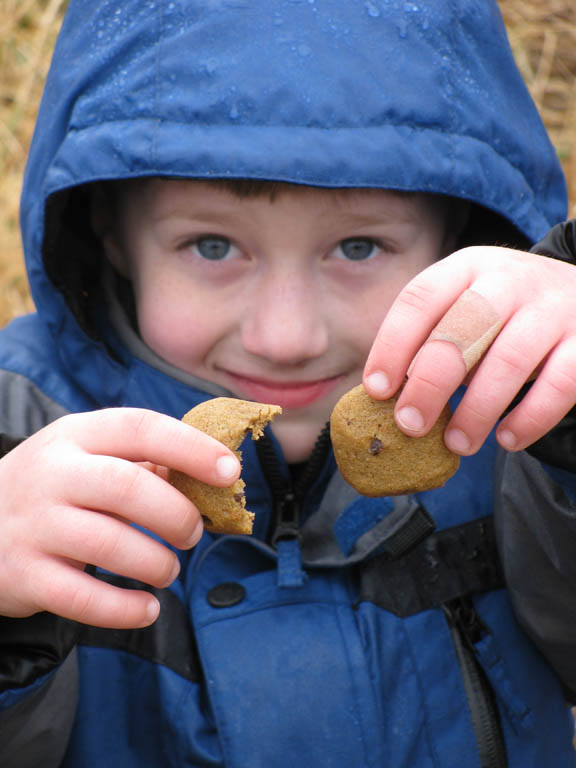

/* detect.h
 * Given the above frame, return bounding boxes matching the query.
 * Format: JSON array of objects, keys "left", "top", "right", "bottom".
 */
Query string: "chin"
[
  {"left": 283, "top": 445, "right": 315, "bottom": 464},
  {"left": 274, "top": 426, "right": 322, "bottom": 464}
]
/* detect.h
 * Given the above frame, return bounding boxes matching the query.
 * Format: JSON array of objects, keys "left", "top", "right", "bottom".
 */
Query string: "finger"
[
  {"left": 496, "top": 337, "right": 576, "bottom": 451},
  {"left": 57, "top": 408, "right": 241, "bottom": 486},
  {"left": 139, "top": 462, "right": 170, "bottom": 481},
  {"left": 393, "top": 340, "right": 468, "bottom": 435},
  {"left": 364, "top": 257, "right": 473, "bottom": 397},
  {"left": 424, "top": 289, "right": 503, "bottom": 374},
  {"left": 391, "top": 286, "right": 509, "bottom": 436},
  {"left": 62, "top": 455, "right": 202, "bottom": 548},
  {"left": 39, "top": 506, "right": 182, "bottom": 589},
  {"left": 444, "top": 305, "right": 565, "bottom": 454},
  {"left": 27, "top": 559, "right": 161, "bottom": 628}
]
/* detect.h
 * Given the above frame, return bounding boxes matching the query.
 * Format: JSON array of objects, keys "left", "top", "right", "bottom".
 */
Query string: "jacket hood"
[{"left": 19, "top": 0, "right": 567, "bottom": 402}]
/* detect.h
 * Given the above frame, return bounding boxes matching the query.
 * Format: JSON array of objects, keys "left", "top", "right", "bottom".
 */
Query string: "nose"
[{"left": 241, "top": 265, "right": 329, "bottom": 365}]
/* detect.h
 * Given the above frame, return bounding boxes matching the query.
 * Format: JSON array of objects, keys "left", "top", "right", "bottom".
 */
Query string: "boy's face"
[{"left": 104, "top": 180, "right": 453, "bottom": 462}]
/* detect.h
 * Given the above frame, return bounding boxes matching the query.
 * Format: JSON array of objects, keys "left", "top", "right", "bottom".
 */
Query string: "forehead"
[{"left": 117, "top": 177, "right": 446, "bottom": 224}]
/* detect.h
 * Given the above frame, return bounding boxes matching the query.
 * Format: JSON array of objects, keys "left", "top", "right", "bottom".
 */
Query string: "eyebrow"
[
  {"left": 151, "top": 206, "right": 246, "bottom": 225},
  {"left": 321, "top": 207, "right": 420, "bottom": 229},
  {"left": 149, "top": 187, "right": 424, "bottom": 229}
]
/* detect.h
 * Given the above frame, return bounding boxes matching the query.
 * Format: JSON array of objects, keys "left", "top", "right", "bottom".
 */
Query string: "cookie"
[
  {"left": 169, "top": 398, "right": 282, "bottom": 535},
  {"left": 330, "top": 384, "right": 459, "bottom": 496}
]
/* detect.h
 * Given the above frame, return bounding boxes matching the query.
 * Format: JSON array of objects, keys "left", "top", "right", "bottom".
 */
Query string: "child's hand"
[
  {"left": 363, "top": 246, "right": 576, "bottom": 455},
  {"left": 0, "top": 408, "right": 240, "bottom": 628}
]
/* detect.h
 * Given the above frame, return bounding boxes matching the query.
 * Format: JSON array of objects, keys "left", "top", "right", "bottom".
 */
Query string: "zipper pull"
[
  {"left": 271, "top": 491, "right": 300, "bottom": 546},
  {"left": 255, "top": 426, "right": 331, "bottom": 588},
  {"left": 272, "top": 491, "right": 306, "bottom": 589},
  {"left": 444, "top": 596, "right": 487, "bottom": 646}
]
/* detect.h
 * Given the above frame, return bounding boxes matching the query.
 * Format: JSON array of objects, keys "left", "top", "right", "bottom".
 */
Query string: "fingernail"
[
  {"left": 216, "top": 455, "right": 240, "bottom": 482},
  {"left": 406, "top": 352, "right": 421, "bottom": 378},
  {"left": 445, "top": 428, "right": 471, "bottom": 454},
  {"left": 498, "top": 429, "right": 517, "bottom": 451},
  {"left": 143, "top": 598, "right": 160, "bottom": 626},
  {"left": 170, "top": 558, "right": 181, "bottom": 582},
  {"left": 162, "top": 558, "right": 181, "bottom": 587},
  {"left": 396, "top": 405, "right": 425, "bottom": 432},
  {"left": 365, "top": 371, "right": 390, "bottom": 397},
  {"left": 184, "top": 519, "right": 204, "bottom": 549}
]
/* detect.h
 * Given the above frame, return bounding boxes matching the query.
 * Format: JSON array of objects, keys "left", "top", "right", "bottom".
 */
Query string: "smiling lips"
[{"left": 224, "top": 372, "right": 344, "bottom": 409}]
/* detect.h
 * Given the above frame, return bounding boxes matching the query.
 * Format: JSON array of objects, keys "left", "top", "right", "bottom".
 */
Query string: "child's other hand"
[
  {"left": 0, "top": 408, "right": 240, "bottom": 628},
  {"left": 363, "top": 246, "right": 576, "bottom": 456}
]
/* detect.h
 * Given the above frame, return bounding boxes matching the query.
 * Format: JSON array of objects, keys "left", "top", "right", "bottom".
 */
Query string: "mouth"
[{"left": 222, "top": 371, "right": 344, "bottom": 409}]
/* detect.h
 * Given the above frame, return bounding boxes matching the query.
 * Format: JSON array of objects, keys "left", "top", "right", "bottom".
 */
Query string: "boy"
[{"left": 1, "top": 0, "right": 576, "bottom": 765}]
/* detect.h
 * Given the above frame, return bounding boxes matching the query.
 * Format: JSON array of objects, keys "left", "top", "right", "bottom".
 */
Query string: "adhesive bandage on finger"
[{"left": 427, "top": 289, "right": 503, "bottom": 373}]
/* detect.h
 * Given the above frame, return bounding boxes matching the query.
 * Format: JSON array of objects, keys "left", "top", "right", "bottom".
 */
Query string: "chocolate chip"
[
  {"left": 233, "top": 492, "right": 245, "bottom": 503},
  {"left": 369, "top": 438, "right": 383, "bottom": 456}
]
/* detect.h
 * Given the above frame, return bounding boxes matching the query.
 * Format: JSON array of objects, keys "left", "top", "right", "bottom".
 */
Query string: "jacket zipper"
[
  {"left": 255, "top": 422, "right": 332, "bottom": 545},
  {"left": 258, "top": 430, "right": 507, "bottom": 765},
  {"left": 443, "top": 597, "right": 508, "bottom": 768}
]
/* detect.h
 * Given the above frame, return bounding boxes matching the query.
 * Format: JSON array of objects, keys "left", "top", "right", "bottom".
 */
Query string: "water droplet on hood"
[
  {"left": 364, "top": 1, "right": 381, "bottom": 18},
  {"left": 201, "top": 57, "right": 218, "bottom": 75},
  {"left": 397, "top": 18, "right": 408, "bottom": 38}
]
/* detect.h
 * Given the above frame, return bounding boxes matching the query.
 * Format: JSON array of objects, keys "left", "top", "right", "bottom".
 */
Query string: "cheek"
[
  {"left": 356, "top": 258, "right": 435, "bottom": 337},
  {"left": 344, "top": 283, "right": 402, "bottom": 350},
  {"left": 339, "top": 267, "right": 429, "bottom": 365},
  {"left": 135, "top": 284, "right": 219, "bottom": 371}
]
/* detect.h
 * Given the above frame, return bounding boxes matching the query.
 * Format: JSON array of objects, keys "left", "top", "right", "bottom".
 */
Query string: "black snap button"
[{"left": 207, "top": 582, "right": 246, "bottom": 608}]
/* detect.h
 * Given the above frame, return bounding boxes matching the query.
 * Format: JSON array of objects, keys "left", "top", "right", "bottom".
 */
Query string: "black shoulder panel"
[{"left": 357, "top": 516, "right": 504, "bottom": 617}]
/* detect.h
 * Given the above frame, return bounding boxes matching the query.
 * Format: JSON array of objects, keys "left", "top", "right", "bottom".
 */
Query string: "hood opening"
[
  {"left": 458, "top": 203, "right": 531, "bottom": 252},
  {"left": 40, "top": 180, "right": 532, "bottom": 342},
  {"left": 43, "top": 185, "right": 107, "bottom": 342}
]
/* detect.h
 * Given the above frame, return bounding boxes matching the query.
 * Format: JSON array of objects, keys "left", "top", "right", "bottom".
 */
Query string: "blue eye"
[
  {"left": 195, "top": 236, "right": 231, "bottom": 260},
  {"left": 338, "top": 238, "right": 378, "bottom": 261}
]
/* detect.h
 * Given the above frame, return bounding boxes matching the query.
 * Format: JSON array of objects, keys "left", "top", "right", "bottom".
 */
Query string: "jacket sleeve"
[
  {"left": 525, "top": 219, "right": 576, "bottom": 473},
  {"left": 0, "top": 433, "right": 79, "bottom": 765},
  {"left": 0, "top": 613, "right": 79, "bottom": 767},
  {"left": 496, "top": 219, "right": 576, "bottom": 699},
  {"left": 495, "top": 454, "right": 576, "bottom": 700},
  {"left": 530, "top": 218, "right": 576, "bottom": 265}
]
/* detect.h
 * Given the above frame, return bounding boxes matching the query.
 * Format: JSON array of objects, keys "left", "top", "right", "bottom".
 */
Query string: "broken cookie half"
[{"left": 169, "top": 398, "right": 282, "bottom": 535}]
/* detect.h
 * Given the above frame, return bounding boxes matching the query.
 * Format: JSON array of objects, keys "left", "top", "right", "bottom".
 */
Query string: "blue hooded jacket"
[
  {"left": 0, "top": 1, "right": 574, "bottom": 766},
  {"left": 13, "top": 0, "right": 568, "bottom": 414}
]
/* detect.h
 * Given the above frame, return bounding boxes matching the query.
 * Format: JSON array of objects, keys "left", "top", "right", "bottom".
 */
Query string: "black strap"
[
  {"left": 358, "top": 515, "right": 504, "bottom": 618},
  {"left": 77, "top": 572, "right": 201, "bottom": 682},
  {"left": 379, "top": 504, "right": 436, "bottom": 559},
  {"left": 0, "top": 571, "right": 202, "bottom": 692}
]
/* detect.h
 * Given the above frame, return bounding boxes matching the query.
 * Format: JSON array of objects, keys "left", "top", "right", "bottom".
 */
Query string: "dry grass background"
[{"left": 0, "top": 0, "right": 576, "bottom": 327}]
